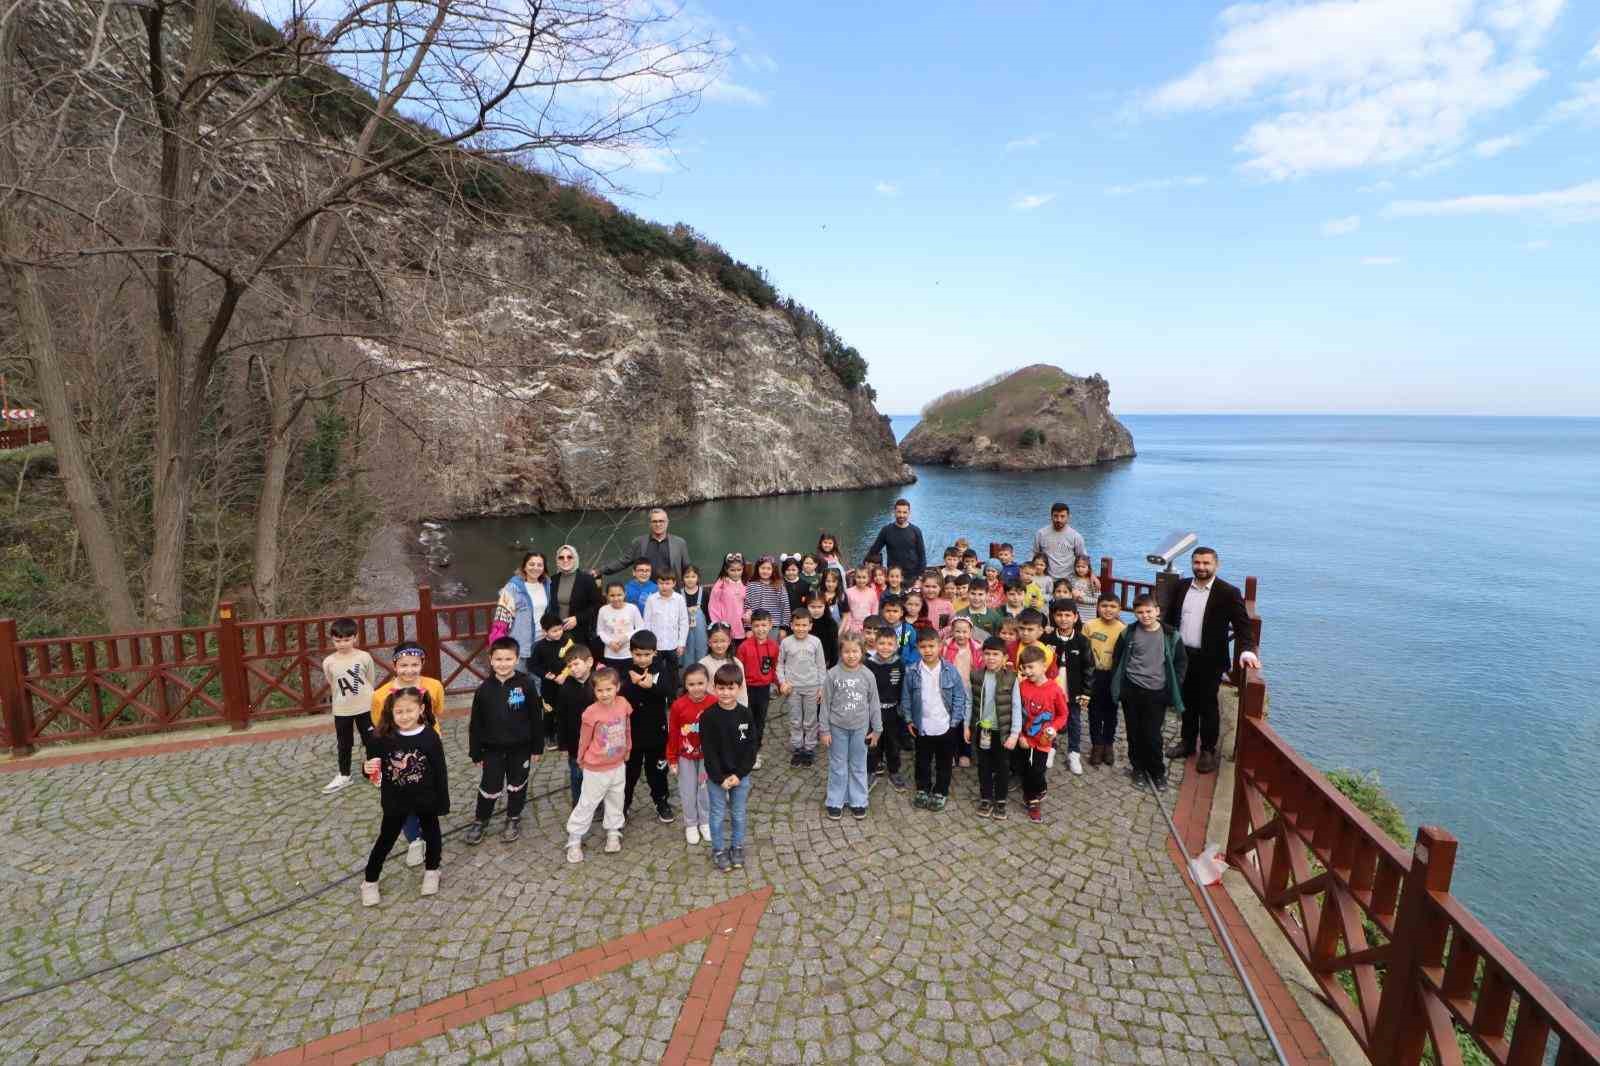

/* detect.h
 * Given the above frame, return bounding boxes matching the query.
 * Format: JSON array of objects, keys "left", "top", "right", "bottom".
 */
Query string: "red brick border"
[
  {"left": 1169, "top": 758, "right": 1333, "bottom": 1066},
  {"left": 251, "top": 887, "right": 773, "bottom": 1066}
]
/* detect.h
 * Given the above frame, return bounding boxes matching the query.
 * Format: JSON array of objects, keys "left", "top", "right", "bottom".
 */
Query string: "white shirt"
[
  {"left": 641, "top": 592, "right": 689, "bottom": 652},
  {"left": 919, "top": 661, "right": 950, "bottom": 737},
  {"left": 1179, "top": 580, "right": 1212, "bottom": 650}
]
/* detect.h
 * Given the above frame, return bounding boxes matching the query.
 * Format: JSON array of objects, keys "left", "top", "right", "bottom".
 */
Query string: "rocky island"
[{"left": 900, "top": 365, "right": 1136, "bottom": 469}]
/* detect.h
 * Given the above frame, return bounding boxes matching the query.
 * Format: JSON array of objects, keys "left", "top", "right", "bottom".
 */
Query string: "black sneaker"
[
  {"left": 464, "top": 820, "right": 487, "bottom": 846},
  {"left": 889, "top": 772, "right": 909, "bottom": 792},
  {"left": 713, "top": 849, "right": 732, "bottom": 873},
  {"left": 826, "top": 806, "right": 843, "bottom": 820},
  {"left": 872, "top": 764, "right": 886, "bottom": 778},
  {"left": 993, "top": 801, "right": 1008, "bottom": 821},
  {"left": 850, "top": 806, "right": 867, "bottom": 820},
  {"left": 790, "top": 750, "right": 804, "bottom": 767},
  {"left": 656, "top": 804, "right": 674, "bottom": 824},
  {"left": 1152, "top": 773, "right": 1169, "bottom": 792},
  {"left": 1129, "top": 771, "right": 1148, "bottom": 789},
  {"left": 501, "top": 817, "right": 521, "bottom": 843},
  {"left": 730, "top": 846, "right": 745, "bottom": 869}
]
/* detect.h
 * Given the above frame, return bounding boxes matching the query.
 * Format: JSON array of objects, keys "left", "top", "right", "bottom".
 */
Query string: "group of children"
[{"left": 325, "top": 531, "right": 1194, "bottom": 905}]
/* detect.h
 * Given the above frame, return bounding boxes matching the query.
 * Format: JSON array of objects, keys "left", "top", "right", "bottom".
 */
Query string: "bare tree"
[{"left": 1, "top": 0, "right": 723, "bottom": 627}]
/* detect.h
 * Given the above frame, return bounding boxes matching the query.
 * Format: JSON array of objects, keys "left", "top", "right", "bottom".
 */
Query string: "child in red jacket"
[
  {"left": 735, "top": 609, "right": 780, "bottom": 769},
  {"left": 1012, "top": 644, "right": 1069, "bottom": 823},
  {"left": 668, "top": 664, "right": 717, "bottom": 846}
]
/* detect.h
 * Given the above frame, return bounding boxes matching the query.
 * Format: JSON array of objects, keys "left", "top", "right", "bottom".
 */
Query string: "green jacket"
[
  {"left": 1109, "top": 623, "right": 1187, "bottom": 712},
  {"left": 967, "top": 666, "right": 1018, "bottom": 735}
]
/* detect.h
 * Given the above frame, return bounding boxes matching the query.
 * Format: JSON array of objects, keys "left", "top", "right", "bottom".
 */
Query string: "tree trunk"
[
  {"left": 0, "top": 8, "right": 141, "bottom": 632},
  {"left": 252, "top": 353, "right": 296, "bottom": 617}
]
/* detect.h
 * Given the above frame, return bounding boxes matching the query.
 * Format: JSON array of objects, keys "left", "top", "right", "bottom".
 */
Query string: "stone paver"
[{"left": 0, "top": 705, "right": 1278, "bottom": 1064}]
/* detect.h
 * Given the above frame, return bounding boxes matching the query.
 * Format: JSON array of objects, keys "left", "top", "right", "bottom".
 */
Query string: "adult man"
[
  {"left": 594, "top": 508, "right": 691, "bottom": 580},
  {"left": 1032, "top": 502, "right": 1087, "bottom": 580},
  {"left": 1160, "top": 547, "right": 1261, "bottom": 774},
  {"left": 862, "top": 498, "right": 926, "bottom": 577}
]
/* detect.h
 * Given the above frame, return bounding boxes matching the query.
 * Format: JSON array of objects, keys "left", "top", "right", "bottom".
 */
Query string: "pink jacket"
[
  {"left": 843, "top": 585, "right": 879, "bottom": 631},
  {"left": 708, "top": 579, "right": 747, "bottom": 640},
  {"left": 942, "top": 637, "right": 982, "bottom": 684}
]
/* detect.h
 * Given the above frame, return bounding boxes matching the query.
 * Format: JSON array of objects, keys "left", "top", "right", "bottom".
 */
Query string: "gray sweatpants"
[
  {"left": 676, "top": 757, "right": 710, "bottom": 826},
  {"left": 786, "top": 685, "right": 823, "bottom": 751}
]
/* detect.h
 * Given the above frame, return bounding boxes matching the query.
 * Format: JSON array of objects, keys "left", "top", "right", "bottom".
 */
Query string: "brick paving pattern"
[{"left": 1, "top": 706, "right": 1279, "bottom": 1064}]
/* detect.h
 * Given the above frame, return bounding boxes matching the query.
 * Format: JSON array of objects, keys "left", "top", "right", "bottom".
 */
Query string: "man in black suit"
[{"left": 1160, "top": 547, "right": 1261, "bottom": 774}]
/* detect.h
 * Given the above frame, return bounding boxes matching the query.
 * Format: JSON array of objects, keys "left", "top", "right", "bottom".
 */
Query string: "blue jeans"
[
  {"left": 825, "top": 726, "right": 868, "bottom": 808},
  {"left": 567, "top": 754, "right": 583, "bottom": 806},
  {"left": 403, "top": 814, "right": 419, "bottom": 842},
  {"left": 1066, "top": 699, "right": 1082, "bottom": 753},
  {"left": 706, "top": 775, "right": 751, "bottom": 853}
]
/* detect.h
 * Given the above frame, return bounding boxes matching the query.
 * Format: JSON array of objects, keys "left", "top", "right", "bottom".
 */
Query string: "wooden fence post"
[
  {"left": 1369, "top": 826, "right": 1459, "bottom": 1066},
  {"left": 216, "top": 603, "right": 250, "bottom": 731},
  {"left": 0, "top": 618, "right": 36, "bottom": 756},
  {"left": 1227, "top": 674, "right": 1267, "bottom": 843},
  {"left": 1099, "top": 556, "right": 1115, "bottom": 604},
  {"left": 416, "top": 585, "right": 443, "bottom": 684}
]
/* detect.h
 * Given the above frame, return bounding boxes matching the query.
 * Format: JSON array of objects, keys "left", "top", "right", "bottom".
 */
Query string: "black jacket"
[
  {"left": 863, "top": 522, "right": 927, "bottom": 577},
  {"left": 530, "top": 637, "right": 571, "bottom": 689},
  {"left": 549, "top": 570, "right": 603, "bottom": 645},
  {"left": 865, "top": 654, "right": 905, "bottom": 711},
  {"left": 365, "top": 728, "right": 451, "bottom": 816},
  {"left": 701, "top": 702, "right": 758, "bottom": 782},
  {"left": 621, "top": 655, "right": 678, "bottom": 752},
  {"left": 1045, "top": 630, "right": 1092, "bottom": 701},
  {"left": 549, "top": 674, "right": 596, "bottom": 757},
  {"left": 1160, "top": 577, "right": 1255, "bottom": 667},
  {"left": 807, "top": 609, "right": 840, "bottom": 668},
  {"left": 468, "top": 672, "right": 542, "bottom": 760}
]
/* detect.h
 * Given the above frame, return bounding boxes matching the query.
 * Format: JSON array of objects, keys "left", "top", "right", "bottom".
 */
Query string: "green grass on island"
[{"left": 919, "top": 364, "right": 1070, "bottom": 429}]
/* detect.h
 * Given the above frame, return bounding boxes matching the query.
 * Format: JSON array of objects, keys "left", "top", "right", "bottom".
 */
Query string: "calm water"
[{"left": 435, "top": 414, "right": 1600, "bottom": 1022}]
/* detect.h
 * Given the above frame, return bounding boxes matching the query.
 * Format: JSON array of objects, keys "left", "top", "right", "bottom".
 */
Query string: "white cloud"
[
  {"left": 1012, "top": 193, "right": 1056, "bottom": 210},
  {"left": 1359, "top": 180, "right": 1396, "bottom": 193},
  {"left": 1386, "top": 179, "right": 1600, "bottom": 220},
  {"left": 1361, "top": 256, "right": 1402, "bottom": 266},
  {"left": 1105, "top": 175, "right": 1208, "bottom": 195},
  {"left": 874, "top": 181, "right": 899, "bottom": 197},
  {"left": 1321, "top": 214, "right": 1361, "bottom": 236},
  {"left": 1525, "top": 238, "right": 1551, "bottom": 249},
  {"left": 573, "top": 143, "right": 678, "bottom": 175},
  {"left": 1548, "top": 79, "right": 1600, "bottom": 123},
  {"left": 1149, "top": 0, "right": 1561, "bottom": 179},
  {"left": 1474, "top": 133, "right": 1525, "bottom": 156},
  {"left": 703, "top": 79, "right": 768, "bottom": 106},
  {"left": 1589, "top": 37, "right": 1600, "bottom": 63},
  {"left": 1005, "top": 133, "right": 1048, "bottom": 151}
]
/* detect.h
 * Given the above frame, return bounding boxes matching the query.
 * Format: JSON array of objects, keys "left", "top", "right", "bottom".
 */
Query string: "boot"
[
  {"left": 501, "top": 816, "right": 521, "bottom": 843},
  {"left": 464, "top": 820, "right": 487, "bottom": 846},
  {"left": 1103, "top": 744, "right": 1116, "bottom": 768}
]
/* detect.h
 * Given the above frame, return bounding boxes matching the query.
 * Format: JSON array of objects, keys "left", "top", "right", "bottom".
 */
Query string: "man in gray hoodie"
[{"left": 821, "top": 635, "right": 883, "bottom": 820}]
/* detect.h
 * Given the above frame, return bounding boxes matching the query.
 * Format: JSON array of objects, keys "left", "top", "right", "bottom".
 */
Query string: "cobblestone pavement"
[{"left": 1, "top": 705, "right": 1278, "bottom": 1065}]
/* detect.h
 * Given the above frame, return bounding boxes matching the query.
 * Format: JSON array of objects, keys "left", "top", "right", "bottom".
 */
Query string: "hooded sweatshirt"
[{"left": 467, "top": 671, "right": 542, "bottom": 760}]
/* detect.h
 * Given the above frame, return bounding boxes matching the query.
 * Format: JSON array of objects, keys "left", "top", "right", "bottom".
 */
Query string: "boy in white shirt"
[
  {"left": 321, "top": 618, "right": 375, "bottom": 794},
  {"left": 641, "top": 570, "right": 690, "bottom": 675}
]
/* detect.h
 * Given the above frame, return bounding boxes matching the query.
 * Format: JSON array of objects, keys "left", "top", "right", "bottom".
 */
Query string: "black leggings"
[
  {"left": 475, "top": 745, "right": 533, "bottom": 822},
  {"left": 748, "top": 685, "right": 772, "bottom": 750},
  {"left": 366, "top": 810, "right": 441, "bottom": 880},
  {"left": 334, "top": 714, "right": 374, "bottom": 775}
]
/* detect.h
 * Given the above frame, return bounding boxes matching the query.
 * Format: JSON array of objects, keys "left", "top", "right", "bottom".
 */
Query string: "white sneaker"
[
  {"left": 604, "top": 830, "right": 622, "bottom": 854},
  {"left": 753, "top": 755, "right": 763, "bottom": 770},
  {"left": 685, "top": 825, "right": 701, "bottom": 846},
  {"left": 1068, "top": 751, "right": 1084, "bottom": 776},
  {"left": 322, "top": 773, "right": 353, "bottom": 794},
  {"left": 405, "top": 838, "right": 425, "bottom": 867},
  {"left": 566, "top": 843, "right": 584, "bottom": 864},
  {"left": 360, "top": 881, "right": 380, "bottom": 907},
  {"left": 699, "top": 824, "right": 711, "bottom": 844},
  {"left": 420, "top": 870, "right": 439, "bottom": 896}
]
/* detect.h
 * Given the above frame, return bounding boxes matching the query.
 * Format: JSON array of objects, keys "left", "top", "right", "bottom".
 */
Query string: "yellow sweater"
[
  {"left": 370, "top": 676, "right": 446, "bottom": 732},
  {"left": 1082, "top": 618, "right": 1127, "bottom": 672}
]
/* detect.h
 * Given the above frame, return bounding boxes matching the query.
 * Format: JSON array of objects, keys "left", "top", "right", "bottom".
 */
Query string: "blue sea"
[{"left": 441, "top": 414, "right": 1600, "bottom": 1022}]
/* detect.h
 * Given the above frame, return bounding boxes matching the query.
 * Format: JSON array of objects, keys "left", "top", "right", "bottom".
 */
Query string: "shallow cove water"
[{"left": 435, "top": 414, "right": 1600, "bottom": 1025}]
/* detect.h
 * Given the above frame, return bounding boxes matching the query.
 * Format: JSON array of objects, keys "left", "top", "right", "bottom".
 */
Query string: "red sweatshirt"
[
  {"left": 665, "top": 693, "right": 716, "bottom": 762},
  {"left": 736, "top": 636, "right": 780, "bottom": 688},
  {"left": 1016, "top": 678, "right": 1068, "bottom": 752}
]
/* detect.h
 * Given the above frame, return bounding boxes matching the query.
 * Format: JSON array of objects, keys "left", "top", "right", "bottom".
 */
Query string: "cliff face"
[{"left": 900, "top": 364, "right": 1135, "bottom": 470}]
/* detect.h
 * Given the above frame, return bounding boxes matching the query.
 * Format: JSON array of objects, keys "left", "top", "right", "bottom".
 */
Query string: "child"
[
  {"left": 322, "top": 618, "right": 375, "bottom": 794},
  {"left": 548, "top": 644, "right": 596, "bottom": 806},
  {"left": 702, "top": 664, "right": 758, "bottom": 873},
  {"left": 360, "top": 687, "right": 449, "bottom": 904},
  {"left": 804, "top": 593, "right": 841, "bottom": 669},
  {"left": 778, "top": 610, "right": 827, "bottom": 766},
  {"left": 1002, "top": 581, "right": 1029, "bottom": 621},
  {"left": 700, "top": 622, "right": 747, "bottom": 707},
  {"left": 667, "top": 664, "right": 716, "bottom": 845},
  {"left": 708, "top": 553, "right": 748, "bottom": 639},
  {"left": 782, "top": 556, "right": 808, "bottom": 620},
  {"left": 843, "top": 565, "right": 880, "bottom": 635},
  {"left": 1011, "top": 608, "right": 1060, "bottom": 680},
  {"left": 623, "top": 559, "right": 657, "bottom": 614},
  {"left": 1069, "top": 555, "right": 1102, "bottom": 623},
  {"left": 1050, "top": 579, "right": 1076, "bottom": 625},
  {"left": 1082, "top": 593, "right": 1127, "bottom": 766},
  {"left": 983, "top": 562, "right": 1004, "bottom": 602},
  {"left": 465, "top": 637, "right": 543, "bottom": 844},
  {"left": 641, "top": 569, "right": 690, "bottom": 675},
  {"left": 817, "top": 567, "right": 846, "bottom": 626},
  {"left": 995, "top": 543, "right": 1021, "bottom": 585},
  {"left": 680, "top": 565, "right": 710, "bottom": 666},
  {"left": 880, "top": 595, "right": 917, "bottom": 666},
  {"left": 962, "top": 550, "right": 983, "bottom": 581},
  {"left": 1011, "top": 644, "right": 1068, "bottom": 822},
  {"left": 939, "top": 546, "right": 963, "bottom": 582},
  {"left": 564, "top": 666, "right": 632, "bottom": 863},
  {"left": 1030, "top": 553, "right": 1055, "bottom": 606},
  {"left": 902, "top": 589, "right": 925, "bottom": 632},
  {"left": 1017, "top": 561, "right": 1047, "bottom": 612},
  {"left": 821, "top": 634, "right": 882, "bottom": 820},
  {"left": 871, "top": 564, "right": 888, "bottom": 596},
  {"left": 370, "top": 640, "right": 446, "bottom": 867},
  {"left": 865, "top": 628, "right": 909, "bottom": 791},
  {"left": 743, "top": 555, "right": 791, "bottom": 633},
  {"left": 943, "top": 616, "right": 982, "bottom": 768},
  {"left": 885, "top": 564, "right": 906, "bottom": 599},
  {"left": 919, "top": 572, "right": 953, "bottom": 632},
  {"left": 964, "top": 637, "right": 1018, "bottom": 819},
  {"left": 620, "top": 630, "right": 676, "bottom": 822},
  {"left": 595, "top": 581, "right": 644, "bottom": 673},
  {"left": 903, "top": 627, "right": 968, "bottom": 811},
  {"left": 530, "top": 612, "right": 573, "bottom": 751},
  {"left": 735, "top": 609, "right": 780, "bottom": 769},
  {"left": 799, "top": 553, "right": 823, "bottom": 594},
  {"left": 1045, "top": 600, "right": 1091, "bottom": 777},
  {"left": 947, "top": 573, "right": 970, "bottom": 616},
  {"left": 816, "top": 532, "right": 846, "bottom": 579},
  {"left": 962, "top": 581, "right": 1004, "bottom": 641},
  {"left": 1110, "top": 594, "right": 1185, "bottom": 792}
]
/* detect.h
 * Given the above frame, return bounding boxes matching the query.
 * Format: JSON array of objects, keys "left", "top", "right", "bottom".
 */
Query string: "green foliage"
[
  {"left": 921, "top": 365, "right": 1068, "bottom": 428},
  {"left": 301, "top": 407, "right": 348, "bottom": 489},
  {"left": 1019, "top": 428, "right": 1046, "bottom": 448}
]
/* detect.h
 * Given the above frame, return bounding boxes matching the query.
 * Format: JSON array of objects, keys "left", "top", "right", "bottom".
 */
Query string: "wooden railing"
[
  {"left": 1229, "top": 671, "right": 1600, "bottom": 1066},
  {"left": 0, "top": 587, "right": 494, "bottom": 755},
  {"left": 0, "top": 423, "right": 49, "bottom": 449}
]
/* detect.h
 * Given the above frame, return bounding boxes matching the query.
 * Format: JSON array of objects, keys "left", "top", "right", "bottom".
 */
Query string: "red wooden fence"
[{"left": 0, "top": 423, "right": 49, "bottom": 449}]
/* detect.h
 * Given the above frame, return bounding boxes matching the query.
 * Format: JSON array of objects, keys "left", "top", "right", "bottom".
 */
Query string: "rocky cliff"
[{"left": 900, "top": 365, "right": 1135, "bottom": 469}]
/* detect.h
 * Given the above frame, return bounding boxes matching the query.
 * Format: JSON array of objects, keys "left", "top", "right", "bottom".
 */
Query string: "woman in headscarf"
[
  {"left": 548, "top": 544, "right": 602, "bottom": 652},
  {"left": 491, "top": 552, "right": 550, "bottom": 672}
]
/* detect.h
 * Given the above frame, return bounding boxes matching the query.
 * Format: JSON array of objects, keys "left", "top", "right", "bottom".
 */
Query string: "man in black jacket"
[
  {"left": 593, "top": 508, "right": 692, "bottom": 581},
  {"left": 862, "top": 498, "right": 927, "bottom": 577},
  {"left": 466, "top": 637, "right": 544, "bottom": 844},
  {"left": 1159, "top": 547, "right": 1260, "bottom": 774}
]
